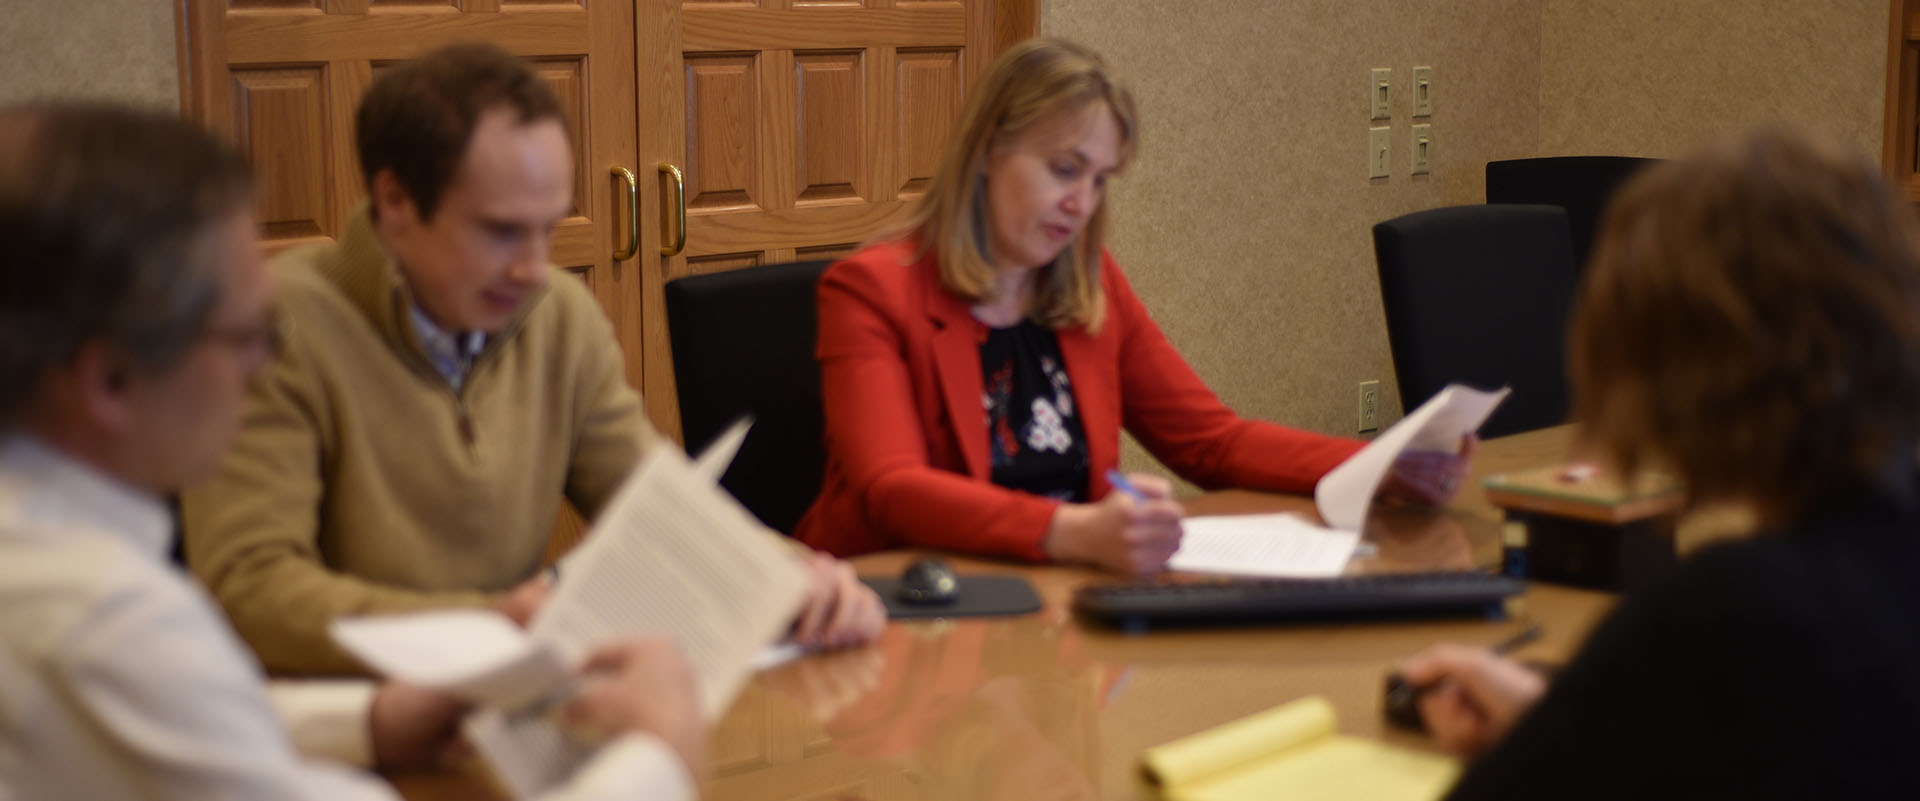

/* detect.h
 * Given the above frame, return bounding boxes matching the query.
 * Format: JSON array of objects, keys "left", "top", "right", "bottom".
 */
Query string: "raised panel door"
[
  {"left": 633, "top": 7, "right": 1036, "bottom": 797},
  {"left": 635, "top": 0, "right": 1033, "bottom": 442}
]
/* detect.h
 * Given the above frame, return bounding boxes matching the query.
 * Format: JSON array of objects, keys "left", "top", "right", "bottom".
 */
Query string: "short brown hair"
[
  {"left": 903, "top": 38, "right": 1138, "bottom": 330},
  {"left": 1571, "top": 130, "right": 1920, "bottom": 517},
  {"left": 356, "top": 42, "right": 566, "bottom": 220},
  {"left": 0, "top": 103, "right": 254, "bottom": 426}
]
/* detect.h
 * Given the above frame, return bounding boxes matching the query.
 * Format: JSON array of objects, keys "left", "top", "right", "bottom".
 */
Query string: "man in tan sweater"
[
  {"left": 5, "top": 101, "right": 705, "bottom": 800},
  {"left": 182, "top": 43, "right": 884, "bottom": 675}
]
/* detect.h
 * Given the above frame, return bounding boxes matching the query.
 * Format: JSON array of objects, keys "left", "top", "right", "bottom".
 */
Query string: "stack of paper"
[
  {"left": 329, "top": 609, "right": 569, "bottom": 711},
  {"left": 1168, "top": 514, "right": 1359, "bottom": 578},
  {"left": 331, "top": 430, "right": 808, "bottom": 797},
  {"left": 1165, "top": 385, "right": 1507, "bottom": 579}
]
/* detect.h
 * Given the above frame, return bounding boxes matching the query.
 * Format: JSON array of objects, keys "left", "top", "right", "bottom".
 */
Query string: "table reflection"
[
  {"left": 729, "top": 615, "right": 1112, "bottom": 801},
  {"left": 394, "top": 426, "right": 1625, "bottom": 801}
]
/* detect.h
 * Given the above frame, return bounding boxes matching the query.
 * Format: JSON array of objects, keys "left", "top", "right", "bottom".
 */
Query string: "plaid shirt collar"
[{"left": 407, "top": 305, "right": 486, "bottom": 390}]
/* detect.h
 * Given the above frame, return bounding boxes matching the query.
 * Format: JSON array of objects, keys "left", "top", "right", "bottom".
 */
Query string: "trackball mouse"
[{"left": 898, "top": 558, "right": 960, "bottom": 605}]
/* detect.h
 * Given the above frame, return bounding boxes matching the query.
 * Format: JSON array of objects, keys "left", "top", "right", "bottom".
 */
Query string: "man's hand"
[
  {"left": 563, "top": 639, "right": 707, "bottom": 777},
  {"left": 368, "top": 682, "right": 468, "bottom": 770},
  {"left": 493, "top": 571, "right": 553, "bottom": 626},
  {"left": 791, "top": 552, "right": 887, "bottom": 650}
]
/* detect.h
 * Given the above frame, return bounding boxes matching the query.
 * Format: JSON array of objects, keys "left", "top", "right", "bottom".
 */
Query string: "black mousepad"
[{"left": 860, "top": 574, "right": 1043, "bottom": 619}]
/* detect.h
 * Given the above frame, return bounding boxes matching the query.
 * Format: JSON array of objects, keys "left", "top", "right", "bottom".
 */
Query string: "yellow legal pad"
[{"left": 1140, "top": 696, "right": 1459, "bottom": 801}]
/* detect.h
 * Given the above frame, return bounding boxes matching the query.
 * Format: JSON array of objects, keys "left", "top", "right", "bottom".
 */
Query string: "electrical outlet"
[{"left": 1358, "top": 380, "right": 1382, "bottom": 433}]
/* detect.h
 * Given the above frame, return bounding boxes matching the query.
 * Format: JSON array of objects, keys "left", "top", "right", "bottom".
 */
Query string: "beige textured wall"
[
  {"left": 0, "top": 1, "right": 1887, "bottom": 442},
  {"left": 0, "top": 0, "right": 179, "bottom": 109},
  {"left": 1044, "top": 1, "right": 1888, "bottom": 480},
  {"left": 1043, "top": 0, "right": 1544, "bottom": 457},
  {"left": 1539, "top": 1, "right": 1886, "bottom": 158}
]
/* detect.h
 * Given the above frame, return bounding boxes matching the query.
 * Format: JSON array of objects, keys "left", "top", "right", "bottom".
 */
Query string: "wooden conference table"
[{"left": 388, "top": 426, "right": 1743, "bottom": 801}]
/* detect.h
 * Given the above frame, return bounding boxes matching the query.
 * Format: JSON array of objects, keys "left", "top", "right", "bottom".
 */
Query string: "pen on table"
[
  {"left": 1105, "top": 468, "right": 1148, "bottom": 501},
  {"left": 1484, "top": 621, "right": 1544, "bottom": 656},
  {"left": 1384, "top": 622, "right": 1545, "bottom": 732}
]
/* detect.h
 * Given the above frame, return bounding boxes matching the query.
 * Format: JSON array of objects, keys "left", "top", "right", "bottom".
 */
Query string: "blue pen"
[{"left": 1105, "top": 468, "right": 1148, "bottom": 500}]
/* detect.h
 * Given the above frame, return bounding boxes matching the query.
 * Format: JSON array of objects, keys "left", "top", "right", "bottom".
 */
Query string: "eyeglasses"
[{"left": 198, "top": 305, "right": 286, "bottom": 363}]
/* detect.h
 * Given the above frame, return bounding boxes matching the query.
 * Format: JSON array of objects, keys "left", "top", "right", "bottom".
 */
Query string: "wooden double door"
[{"left": 179, "top": 0, "right": 1035, "bottom": 444}]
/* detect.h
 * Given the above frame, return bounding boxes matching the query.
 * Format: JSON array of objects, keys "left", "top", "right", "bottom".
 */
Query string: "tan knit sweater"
[{"left": 182, "top": 209, "right": 655, "bottom": 674}]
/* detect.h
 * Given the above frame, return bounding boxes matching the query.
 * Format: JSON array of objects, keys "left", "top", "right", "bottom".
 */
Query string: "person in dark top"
[
  {"left": 1400, "top": 129, "right": 1920, "bottom": 799},
  {"left": 794, "top": 38, "right": 1475, "bottom": 573},
  {"left": 981, "top": 321, "right": 1091, "bottom": 502}
]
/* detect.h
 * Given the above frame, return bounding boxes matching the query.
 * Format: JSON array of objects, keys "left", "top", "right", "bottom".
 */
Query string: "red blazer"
[{"left": 793, "top": 240, "right": 1364, "bottom": 560}]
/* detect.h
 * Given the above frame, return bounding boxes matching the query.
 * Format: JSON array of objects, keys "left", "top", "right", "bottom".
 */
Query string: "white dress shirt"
[{"left": 0, "top": 436, "right": 693, "bottom": 801}]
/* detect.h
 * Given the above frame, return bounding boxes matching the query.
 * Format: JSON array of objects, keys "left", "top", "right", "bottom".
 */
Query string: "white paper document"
[
  {"left": 551, "top": 415, "right": 753, "bottom": 575},
  {"left": 1168, "top": 513, "right": 1362, "bottom": 578},
  {"left": 332, "top": 444, "right": 810, "bottom": 798},
  {"left": 329, "top": 610, "right": 569, "bottom": 711},
  {"left": 1314, "top": 384, "right": 1510, "bottom": 531},
  {"left": 750, "top": 641, "right": 808, "bottom": 671}
]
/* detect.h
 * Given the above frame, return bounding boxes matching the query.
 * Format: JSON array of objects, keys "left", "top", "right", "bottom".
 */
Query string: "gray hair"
[{"left": 0, "top": 103, "right": 253, "bottom": 426}]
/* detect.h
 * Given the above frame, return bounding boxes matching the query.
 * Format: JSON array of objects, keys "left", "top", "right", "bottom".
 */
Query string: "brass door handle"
[
  {"left": 658, "top": 161, "right": 686, "bottom": 257},
  {"left": 610, "top": 165, "right": 638, "bottom": 261}
]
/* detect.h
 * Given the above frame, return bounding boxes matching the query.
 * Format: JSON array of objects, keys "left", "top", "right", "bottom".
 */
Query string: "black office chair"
[
  {"left": 665, "top": 260, "right": 834, "bottom": 534},
  {"left": 1371, "top": 204, "right": 1578, "bottom": 439},
  {"left": 1485, "top": 156, "right": 1657, "bottom": 275}
]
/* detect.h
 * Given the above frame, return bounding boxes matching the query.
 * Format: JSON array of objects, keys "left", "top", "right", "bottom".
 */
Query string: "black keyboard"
[{"left": 1072, "top": 571, "right": 1526, "bottom": 630}]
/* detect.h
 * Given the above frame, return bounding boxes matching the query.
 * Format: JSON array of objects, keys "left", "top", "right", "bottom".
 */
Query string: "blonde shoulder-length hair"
[{"left": 896, "top": 38, "right": 1138, "bottom": 330}]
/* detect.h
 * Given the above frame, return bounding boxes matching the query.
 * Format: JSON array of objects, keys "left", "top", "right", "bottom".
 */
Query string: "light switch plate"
[
  {"left": 1412, "top": 66, "right": 1433, "bottom": 116},
  {"left": 1369, "top": 126, "right": 1391, "bottom": 179},
  {"left": 1411, "top": 123, "right": 1432, "bottom": 175},
  {"left": 1370, "top": 68, "right": 1392, "bottom": 120}
]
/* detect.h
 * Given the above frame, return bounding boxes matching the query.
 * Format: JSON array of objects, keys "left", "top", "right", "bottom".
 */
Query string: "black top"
[
  {"left": 1446, "top": 476, "right": 1920, "bottom": 800},
  {"left": 979, "top": 320, "right": 1088, "bottom": 502}
]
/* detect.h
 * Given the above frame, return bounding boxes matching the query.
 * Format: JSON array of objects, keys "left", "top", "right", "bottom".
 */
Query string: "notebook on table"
[{"left": 1140, "top": 695, "right": 1458, "bottom": 801}]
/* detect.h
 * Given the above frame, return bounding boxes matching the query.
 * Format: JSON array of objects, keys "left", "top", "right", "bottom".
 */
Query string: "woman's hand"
[
  {"left": 1381, "top": 434, "right": 1479, "bottom": 505},
  {"left": 791, "top": 551, "right": 888, "bottom": 650},
  {"left": 1043, "top": 473, "right": 1183, "bottom": 574},
  {"left": 1397, "top": 643, "right": 1547, "bottom": 758}
]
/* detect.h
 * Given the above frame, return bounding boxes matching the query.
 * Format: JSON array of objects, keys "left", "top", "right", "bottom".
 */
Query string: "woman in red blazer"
[{"left": 793, "top": 39, "right": 1469, "bottom": 573}]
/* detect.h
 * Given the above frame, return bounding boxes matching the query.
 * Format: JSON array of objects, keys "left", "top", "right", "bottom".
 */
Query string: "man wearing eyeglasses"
[{"left": 0, "top": 102, "right": 707, "bottom": 801}]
